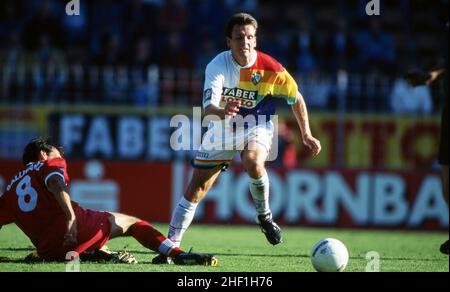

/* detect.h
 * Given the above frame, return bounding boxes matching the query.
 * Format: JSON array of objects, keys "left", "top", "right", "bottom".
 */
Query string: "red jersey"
[{"left": 0, "top": 158, "right": 80, "bottom": 255}]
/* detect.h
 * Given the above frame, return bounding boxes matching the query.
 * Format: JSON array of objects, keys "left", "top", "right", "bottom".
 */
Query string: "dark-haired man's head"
[
  {"left": 226, "top": 13, "right": 258, "bottom": 67},
  {"left": 22, "top": 138, "right": 63, "bottom": 165}
]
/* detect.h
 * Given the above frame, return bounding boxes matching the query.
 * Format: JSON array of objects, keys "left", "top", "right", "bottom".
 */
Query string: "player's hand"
[
  {"left": 303, "top": 135, "right": 321, "bottom": 157},
  {"left": 64, "top": 218, "right": 78, "bottom": 247},
  {"left": 224, "top": 101, "right": 241, "bottom": 117},
  {"left": 429, "top": 69, "right": 445, "bottom": 84}
]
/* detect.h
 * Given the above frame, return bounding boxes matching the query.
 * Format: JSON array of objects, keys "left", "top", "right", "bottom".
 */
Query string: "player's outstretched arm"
[
  {"left": 47, "top": 174, "right": 77, "bottom": 247},
  {"left": 291, "top": 91, "right": 321, "bottom": 157}
]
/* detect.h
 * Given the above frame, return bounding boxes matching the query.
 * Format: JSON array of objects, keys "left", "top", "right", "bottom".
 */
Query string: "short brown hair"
[{"left": 226, "top": 13, "right": 258, "bottom": 38}]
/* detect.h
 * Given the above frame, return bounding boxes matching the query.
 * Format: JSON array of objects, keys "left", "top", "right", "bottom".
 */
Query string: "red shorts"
[
  {"left": 73, "top": 206, "right": 112, "bottom": 254},
  {"left": 37, "top": 206, "right": 112, "bottom": 260}
]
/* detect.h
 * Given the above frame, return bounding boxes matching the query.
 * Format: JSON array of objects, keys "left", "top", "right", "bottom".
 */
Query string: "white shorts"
[{"left": 193, "top": 120, "right": 275, "bottom": 169}]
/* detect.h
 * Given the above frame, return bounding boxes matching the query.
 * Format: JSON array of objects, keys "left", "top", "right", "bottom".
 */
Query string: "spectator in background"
[
  {"left": 0, "top": 1, "right": 25, "bottom": 45},
  {"left": 28, "top": 33, "right": 66, "bottom": 103},
  {"left": 88, "top": 1, "right": 124, "bottom": 57},
  {"left": 297, "top": 69, "right": 332, "bottom": 110},
  {"left": 91, "top": 33, "right": 126, "bottom": 103},
  {"left": 194, "top": 31, "right": 217, "bottom": 71},
  {"left": 258, "top": 27, "right": 288, "bottom": 65},
  {"left": 323, "top": 18, "right": 357, "bottom": 73},
  {"left": 390, "top": 75, "right": 433, "bottom": 114},
  {"left": 129, "top": 37, "right": 156, "bottom": 69},
  {"left": 157, "top": 0, "right": 188, "bottom": 34},
  {"left": 390, "top": 57, "right": 433, "bottom": 115},
  {"left": 0, "top": 31, "right": 25, "bottom": 102},
  {"left": 129, "top": 37, "right": 159, "bottom": 106},
  {"left": 92, "top": 33, "right": 124, "bottom": 67},
  {"left": 293, "top": 20, "right": 318, "bottom": 74},
  {"left": 189, "top": 0, "right": 227, "bottom": 46},
  {"left": 224, "top": 0, "right": 259, "bottom": 15},
  {"left": 123, "top": 0, "right": 158, "bottom": 45},
  {"left": 354, "top": 19, "right": 396, "bottom": 73},
  {"left": 159, "top": 30, "right": 193, "bottom": 105},
  {"left": 23, "top": 0, "right": 64, "bottom": 50},
  {"left": 0, "top": 30, "right": 24, "bottom": 67},
  {"left": 159, "top": 31, "right": 192, "bottom": 70}
]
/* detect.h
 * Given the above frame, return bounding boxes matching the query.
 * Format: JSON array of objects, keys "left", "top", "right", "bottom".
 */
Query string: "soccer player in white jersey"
[{"left": 154, "top": 13, "right": 321, "bottom": 263}]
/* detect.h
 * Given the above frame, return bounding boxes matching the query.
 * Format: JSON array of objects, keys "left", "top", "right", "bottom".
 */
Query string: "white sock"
[
  {"left": 168, "top": 197, "right": 198, "bottom": 247},
  {"left": 158, "top": 238, "right": 178, "bottom": 256},
  {"left": 249, "top": 170, "right": 270, "bottom": 216}
]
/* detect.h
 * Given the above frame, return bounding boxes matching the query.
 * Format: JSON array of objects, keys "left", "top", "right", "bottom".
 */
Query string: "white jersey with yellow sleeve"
[{"left": 194, "top": 50, "right": 299, "bottom": 169}]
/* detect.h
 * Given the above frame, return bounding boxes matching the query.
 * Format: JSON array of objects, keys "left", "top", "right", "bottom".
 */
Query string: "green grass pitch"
[{"left": 0, "top": 224, "right": 448, "bottom": 272}]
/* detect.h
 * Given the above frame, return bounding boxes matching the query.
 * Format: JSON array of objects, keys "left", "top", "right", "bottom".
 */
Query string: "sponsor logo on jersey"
[{"left": 221, "top": 87, "right": 258, "bottom": 108}]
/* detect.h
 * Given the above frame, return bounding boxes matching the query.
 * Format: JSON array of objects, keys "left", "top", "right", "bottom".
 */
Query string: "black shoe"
[
  {"left": 151, "top": 253, "right": 174, "bottom": 264},
  {"left": 440, "top": 240, "right": 449, "bottom": 255},
  {"left": 172, "top": 252, "right": 218, "bottom": 266},
  {"left": 256, "top": 213, "right": 282, "bottom": 245}
]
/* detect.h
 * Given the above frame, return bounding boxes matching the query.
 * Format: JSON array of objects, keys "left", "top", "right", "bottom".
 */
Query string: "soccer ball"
[{"left": 311, "top": 238, "right": 349, "bottom": 272}]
